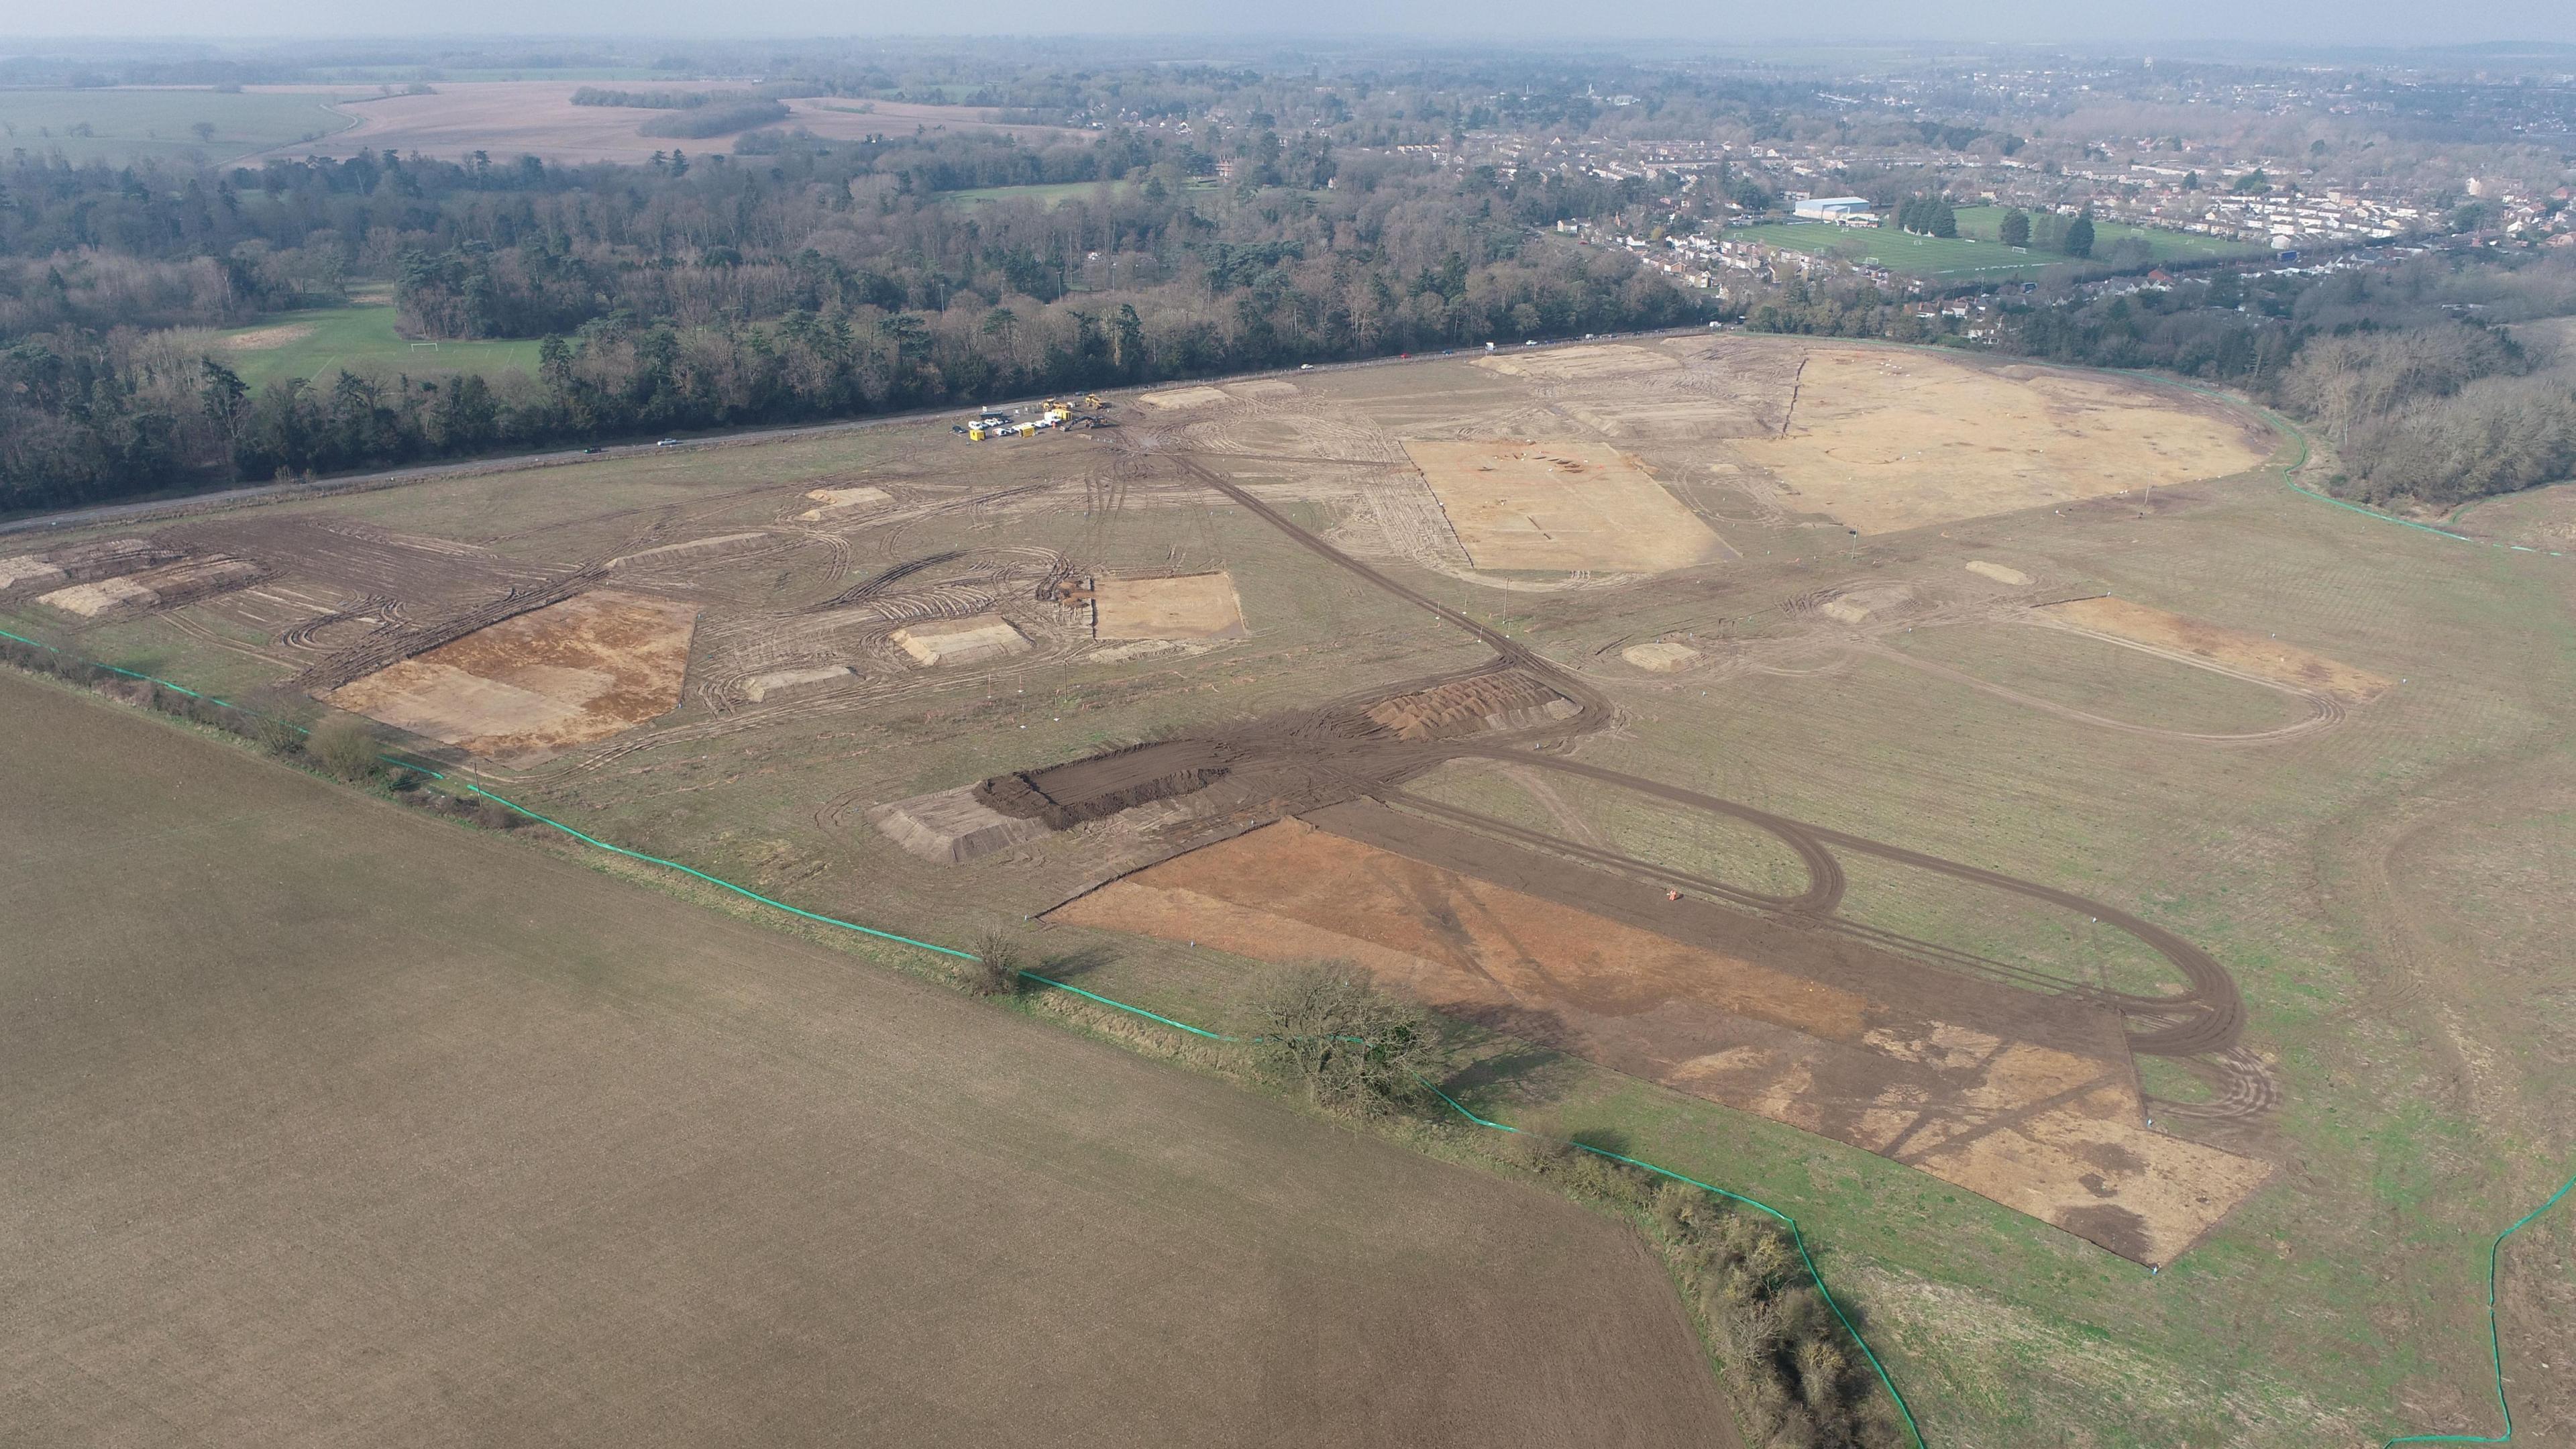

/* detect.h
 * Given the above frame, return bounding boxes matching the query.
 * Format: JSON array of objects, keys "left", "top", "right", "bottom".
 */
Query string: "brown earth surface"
[
  {"left": 2038, "top": 595, "right": 2392, "bottom": 702},
  {"left": 1092, "top": 572, "right": 1246, "bottom": 640},
  {"left": 327, "top": 589, "right": 696, "bottom": 765},
  {"left": 0, "top": 672, "right": 1738, "bottom": 1449},
  {"left": 1050, "top": 808, "right": 2267, "bottom": 1265},
  {"left": 1400, "top": 439, "right": 1727, "bottom": 573},
  {"left": 1741, "top": 347, "right": 2273, "bottom": 534}
]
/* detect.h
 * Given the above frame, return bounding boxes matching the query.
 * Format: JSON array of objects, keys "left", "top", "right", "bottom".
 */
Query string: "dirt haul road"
[{"left": 0, "top": 671, "right": 1740, "bottom": 1448}]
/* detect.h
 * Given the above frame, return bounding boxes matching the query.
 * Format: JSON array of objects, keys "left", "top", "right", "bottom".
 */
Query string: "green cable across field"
[{"left": 2381, "top": 1169, "right": 2576, "bottom": 1448}]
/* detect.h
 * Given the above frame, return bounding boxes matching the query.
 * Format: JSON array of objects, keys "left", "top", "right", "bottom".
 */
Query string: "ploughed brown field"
[{"left": 0, "top": 672, "right": 1735, "bottom": 1448}]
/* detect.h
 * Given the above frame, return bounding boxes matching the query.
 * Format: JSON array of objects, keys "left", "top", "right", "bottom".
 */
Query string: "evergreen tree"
[
  {"left": 1931, "top": 200, "right": 1957, "bottom": 238},
  {"left": 2064, "top": 208, "right": 2096, "bottom": 259},
  {"left": 1999, "top": 209, "right": 2031, "bottom": 248}
]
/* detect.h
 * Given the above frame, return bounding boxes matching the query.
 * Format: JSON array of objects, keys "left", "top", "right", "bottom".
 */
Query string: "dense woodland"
[
  {"left": 0, "top": 132, "right": 1688, "bottom": 509},
  {"left": 1, "top": 42, "right": 2573, "bottom": 513}
]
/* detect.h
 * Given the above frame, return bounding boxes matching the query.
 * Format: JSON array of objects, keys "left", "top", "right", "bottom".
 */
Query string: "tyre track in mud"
[{"left": 1155, "top": 440, "right": 2247, "bottom": 1063}]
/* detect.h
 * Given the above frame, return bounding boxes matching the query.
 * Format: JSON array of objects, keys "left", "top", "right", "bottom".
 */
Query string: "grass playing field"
[
  {"left": 205, "top": 299, "right": 548, "bottom": 388},
  {"left": 1737, "top": 209, "right": 2265, "bottom": 281}
]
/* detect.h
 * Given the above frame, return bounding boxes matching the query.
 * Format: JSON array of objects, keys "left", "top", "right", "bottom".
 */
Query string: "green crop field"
[
  {"left": 204, "top": 300, "right": 548, "bottom": 388},
  {"left": 0, "top": 87, "right": 358, "bottom": 166},
  {"left": 1740, "top": 209, "right": 2265, "bottom": 281}
]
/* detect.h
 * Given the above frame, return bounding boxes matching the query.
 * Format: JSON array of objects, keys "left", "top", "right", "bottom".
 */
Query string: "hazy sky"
[{"left": 1, "top": 0, "right": 2572, "bottom": 47}]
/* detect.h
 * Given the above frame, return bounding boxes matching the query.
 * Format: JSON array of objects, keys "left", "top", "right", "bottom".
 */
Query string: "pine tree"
[
  {"left": 2063, "top": 208, "right": 2096, "bottom": 258},
  {"left": 1931, "top": 200, "right": 1957, "bottom": 238}
]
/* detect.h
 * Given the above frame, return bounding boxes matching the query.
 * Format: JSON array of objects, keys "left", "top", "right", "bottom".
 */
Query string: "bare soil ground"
[
  {"left": 0, "top": 671, "right": 1735, "bottom": 1448},
  {"left": 12, "top": 333, "right": 2567, "bottom": 1446},
  {"left": 327, "top": 589, "right": 696, "bottom": 764},
  {"left": 2040, "top": 595, "right": 2392, "bottom": 701},
  {"left": 1092, "top": 572, "right": 1246, "bottom": 640},
  {"left": 1399, "top": 439, "right": 1727, "bottom": 573},
  {"left": 1052, "top": 810, "right": 2268, "bottom": 1265},
  {"left": 1742, "top": 347, "right": 2273, "bottom": 535},
  {"left": 248, "top": 83, "right": 1085, "bottom": 165}
]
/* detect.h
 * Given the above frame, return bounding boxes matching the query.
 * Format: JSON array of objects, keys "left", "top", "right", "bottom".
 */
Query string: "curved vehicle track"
[{"left": 1154, "top": 439, "right": 2248, "bottom": 1065}]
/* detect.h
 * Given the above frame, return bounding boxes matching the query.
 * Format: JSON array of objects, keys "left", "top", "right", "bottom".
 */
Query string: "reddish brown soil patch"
[
  {"left": 1053, "top": 808, "right": 2271, "bottom": 1265},
  {"left": 327, "top": 590, "right": 696, "bottom": 765}
]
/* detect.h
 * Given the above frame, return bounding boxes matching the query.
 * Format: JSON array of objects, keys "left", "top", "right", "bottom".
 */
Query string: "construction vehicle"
[{"left": 956, "top": 396, "right": 1115, "bottom": 441}]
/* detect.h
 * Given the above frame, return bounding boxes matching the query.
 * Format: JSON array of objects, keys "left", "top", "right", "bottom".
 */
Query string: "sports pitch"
[{"left": 5, "top": 333, "right": 2571, "bottom": 1446}]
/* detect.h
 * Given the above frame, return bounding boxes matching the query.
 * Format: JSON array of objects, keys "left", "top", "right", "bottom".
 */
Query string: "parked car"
[
  {"left": 654, "top": 438, "right": 680, "bottom": 448},
  {"left": 580, "top": 445, "right": 604, "bottom": 454}
]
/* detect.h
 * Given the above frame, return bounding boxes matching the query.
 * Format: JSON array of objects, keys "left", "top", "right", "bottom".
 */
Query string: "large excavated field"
[
  {"left": 0, "top": 673, "right": 1735, "bottom": 1448},
  {"left": 7, "top": 333, "right": 2571, "bottom": 1448}
]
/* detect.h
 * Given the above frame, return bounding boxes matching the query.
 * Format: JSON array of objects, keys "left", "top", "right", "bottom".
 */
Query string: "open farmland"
[
  {"left": 0, "top": 86, "right": 359, "bottom": 165},
  {"left": 0, "top": 671, "right": 1735, "bottom": 1446},
  {"left": 5, "top": 332, "right": 2573, "bottom": 1446},
  {"left": 244, "top": 82, "right": 1091, "bottom": 164}
]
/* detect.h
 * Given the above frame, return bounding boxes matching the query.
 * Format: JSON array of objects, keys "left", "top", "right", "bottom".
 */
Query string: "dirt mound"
[
  {"left": 1364, "top": 671, "right": 1578, "bottom": 741},
  {"left": 1966, "top": 560, "right": 2032, "bottom": 586},
  {"left": 1623, "top": 641, "right": 1704, "bottom": 673},
  {"left": 0, "top": 538, "right": 176, "bottom": 593},
  {"left": 36, "top": 557, "right": 262, "bottom": 619},
  {"left": 891, "top": 614, "right": 1030, "bottom": 667},
  {"left": 870, "top": 785, "right": 1054, "bottom": 863},
  {"left": 975, "top": 739, "right": 1232, "bottom": 830}
]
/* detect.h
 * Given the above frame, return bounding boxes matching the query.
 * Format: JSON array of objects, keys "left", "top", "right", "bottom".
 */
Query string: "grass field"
[
  {"left": 7, "top": 336, "right": 2572, "bottom": 1447},
  {"left": 0, "top": 87, "right": 358, "bottom": 166},
  {"left": 1739, "top": 209, "right": 2265, "bottom": 281},
  {"left": 0, "top": 669, "right": 1735, "bottom": 1446},
  {"left": 205, "top": 300, "right": 547, "bottom": 387}
]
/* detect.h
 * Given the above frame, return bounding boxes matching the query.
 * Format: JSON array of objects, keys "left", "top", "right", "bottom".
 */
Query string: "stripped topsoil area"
[
  {"left": 2038, "top": 595, "right": 2391, "bottom": 701},
  {"left": 1052, "top": 804, "right": 2270, "bottom": 1266},
  {"left": 0, "top": 672, "right": 1737, "bottom": 1448}
]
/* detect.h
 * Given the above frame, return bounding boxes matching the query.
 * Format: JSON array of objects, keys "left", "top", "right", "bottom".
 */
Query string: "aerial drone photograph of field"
[{"left": 9, "top": 311, "right": 2575, "bottom": 1447}]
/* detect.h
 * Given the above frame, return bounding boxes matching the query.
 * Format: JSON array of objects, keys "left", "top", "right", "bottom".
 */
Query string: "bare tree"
[{"left": 1244, "top": 963, "right": 1434, "bottom": 1116}]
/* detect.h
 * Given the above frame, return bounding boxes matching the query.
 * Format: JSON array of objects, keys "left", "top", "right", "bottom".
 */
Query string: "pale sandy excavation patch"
[
  {"left": 1399, "top": 439, "right": 1726, "bottom": 574},
  {"left": 871, "top": 785, "right": 1052, "bottom": 864},
  {"left": 609, "top": 533, "right": 772, "bottom": 569},
  {"left": 1137, "top": 385, "right": 1230, "bottom": 410},
  {"left": 891, "top": 614, "right": 1030, "bottom": 667},
  {"left": 1053, "top": 816, "right": 2270, "bottom": 1265},
  {"left": 1092, "top": 573, "right": 1246, "bottom": 641},
  {"left": 1820, "top": 584, "right": 1913, "bottom": 625},
  {"left": 1469, "top": 343, "right": 1675, "bottom": 381},
  {"left": 1966, "top": 560, "right": 2032, "bottom": 586},
  {"left": 741, "top": 665, "right": 851, "bottom": 702},
  {"left": 797, "top": 487, "right": 891, "bottom": 521},
  {"left": 2039, "top": 596, "right": 2390, "bottom": 702},
  {"left": 327, "top": 590, "right": 698, "bottom": 766},
  {"left": 1743, "top": 347, "right": 2272, "bottom": 534},
  {"left": 1226, "top": 378, "right": 1299, "bottom": 398},
  {"left": 36, "top": 557, "right": 261, "bottom": 619},
  {"left": 1623, "top": 641, "right": 1703, "bottom": 673}
]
